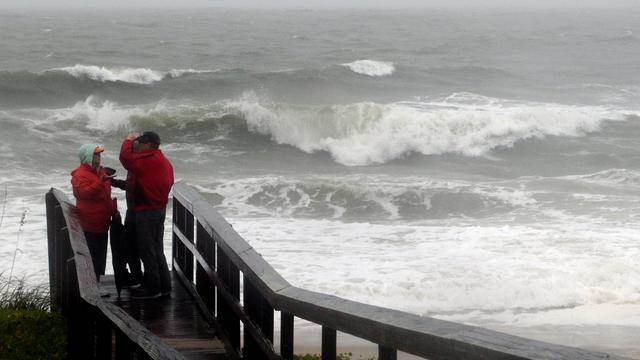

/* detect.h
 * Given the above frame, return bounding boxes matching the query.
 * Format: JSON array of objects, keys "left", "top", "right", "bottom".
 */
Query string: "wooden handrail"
[
  {"left": 172, "top": 182, "right": 629, "bottom": 360},
  {"left": 46, "top": 188, "right": 185, "bottom": 360}
]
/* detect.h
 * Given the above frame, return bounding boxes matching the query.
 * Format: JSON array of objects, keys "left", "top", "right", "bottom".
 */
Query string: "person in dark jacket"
[
  {"left": 119, "top": 131, "right": 174, "bottom": 299},
  {"left": 71, "top": 144, "right": 115, "bottom": 283}
]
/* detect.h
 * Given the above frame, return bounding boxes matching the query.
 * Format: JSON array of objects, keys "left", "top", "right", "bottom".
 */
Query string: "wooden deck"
[
  {"left": 101, "top": 273, "right": 229, "bottom": 360},
  {"left": 47, "top": 185, "right": 632, "bottom": 360}
]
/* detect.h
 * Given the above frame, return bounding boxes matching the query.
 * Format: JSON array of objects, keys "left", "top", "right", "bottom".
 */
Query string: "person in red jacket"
[
  {"left": 71, "top": 144, "right": 115, "bottom": 283},
  {"left": 120, "top": 131, "right": 174, "bottom": 299}
]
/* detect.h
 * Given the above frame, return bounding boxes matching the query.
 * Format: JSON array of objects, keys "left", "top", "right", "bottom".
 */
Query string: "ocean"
[{"left": 1, "top": 6, "right": 640, "bottom": 357}]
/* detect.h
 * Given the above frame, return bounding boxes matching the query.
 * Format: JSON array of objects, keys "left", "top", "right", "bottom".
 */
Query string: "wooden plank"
[
  {"left": 172, "top": 262, "right": 240, "bottom": 360},
  {"left": 175, "top": 226, "right": 279, "bottom": 360}
]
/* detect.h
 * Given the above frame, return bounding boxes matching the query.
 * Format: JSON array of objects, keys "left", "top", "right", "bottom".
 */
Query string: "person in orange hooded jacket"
[{"left": 71, "top": 143, "right": 115, "bottom": 282}]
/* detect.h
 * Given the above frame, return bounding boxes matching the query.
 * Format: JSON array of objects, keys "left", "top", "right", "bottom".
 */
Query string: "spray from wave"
[
  {"left": 342, "top": 60, "right": 395, "bottom": 77},
  {"left": 48, "top": 96, "right": 170, "bottom": 131},
  {"left": 53, "top": 64, "right": 217, "bottom": 84}
]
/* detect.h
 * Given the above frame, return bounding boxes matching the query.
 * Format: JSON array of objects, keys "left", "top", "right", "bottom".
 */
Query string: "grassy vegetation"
[
  {"left": 0, "top": 277, "right": 49, "bottom": 311},
  {"left": 0, "top": 275, "right": 67, "bottom": 360}
]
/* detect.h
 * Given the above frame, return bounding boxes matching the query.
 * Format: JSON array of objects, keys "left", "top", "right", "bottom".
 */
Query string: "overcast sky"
[{"left": 1, "top": 0, "right": 639, "bottom": 9}]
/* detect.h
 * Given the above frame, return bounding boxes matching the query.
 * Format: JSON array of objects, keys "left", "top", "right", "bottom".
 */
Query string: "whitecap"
[
  {"left": 56, "top": 64, "right": 165, "bottom": 84},
  {"left": 53, "top": 64, "right": 217, "bottom": 84},
  {"left": 342, "top": 59, "right": 395, "bottom": 77}
]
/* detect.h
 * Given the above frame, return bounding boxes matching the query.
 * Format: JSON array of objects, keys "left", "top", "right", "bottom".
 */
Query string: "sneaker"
[{"left": 131, "top": 288, "right": 161, "bottom": 300}]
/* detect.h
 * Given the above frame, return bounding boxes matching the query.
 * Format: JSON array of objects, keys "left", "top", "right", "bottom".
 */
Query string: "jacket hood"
[{"left": 78, "top": 144, "right": 100, "bottom": 166}]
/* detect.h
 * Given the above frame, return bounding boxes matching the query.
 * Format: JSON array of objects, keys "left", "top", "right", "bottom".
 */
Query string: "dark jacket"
[
  {"left": 112, "top": 172, "right": 138, "bottom": 210},
  {"left": 71, "top": 164, "right": 113, "bottom": 232},
  {"left": 119, "top": 139, "right": 174, "bottom": 212}
]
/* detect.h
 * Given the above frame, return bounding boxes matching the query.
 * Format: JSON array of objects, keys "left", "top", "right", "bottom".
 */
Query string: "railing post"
[
  {"left": 184, "top": 208, "right": 194, "bottom": 282},
  {"left": 196, "top": 221, "right": 216, "bottom": 314},
  {"left": 115, "top": 329, "right": 134, "bottom": 360},
  {"left": 173, "top": 199, "right": 195, "bottom": 282},
  {"left": 46, "top": 191, "right": 59, "bottom": 311},
  {"left": 378, "top": 345, "right": 397, "bottom": 360},
  {"left": 65, "top": 260, "right": 94, "bottom": 360},
  {"left": 217, "top": 248, "right": 241, "bottom": 353},
  {"left": 96, "top": 311, "right": 113, "bottom": 360},
  {"left": 243, "top": 278, "right": 274, "bottom": 360},
  {"left": 280, "top": 312, "right": 294, "bottom": 360},
  {"left": 322, "top": 326, "right": 337, "bottom": 360},
  {"left": 172, "top": 197, "right": 177, "bottom": 270}
]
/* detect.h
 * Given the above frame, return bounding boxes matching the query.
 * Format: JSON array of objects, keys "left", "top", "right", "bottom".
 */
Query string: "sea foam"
[{"left": 342, "top": 59, "right": 395, "bottom": 77}]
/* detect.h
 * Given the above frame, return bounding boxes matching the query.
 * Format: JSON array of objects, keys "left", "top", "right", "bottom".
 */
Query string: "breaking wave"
[
  {"left": 342, "top": 59, "right": 395, "bottom": 77},
  {"left": 53, "top": 64, "right": 217, "bottom": 84},
  {"left": 193, "top": 175, "right": 536, "bottom": 220},
  {"left": 227, "top": 92, "right": 629, "bottom": 165},
  {"left": 24, "top": 92, "right": 634, "bottom": 165}
]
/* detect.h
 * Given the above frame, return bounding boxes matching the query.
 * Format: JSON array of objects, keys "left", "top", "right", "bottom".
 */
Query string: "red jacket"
[
  {"left": 71, "top": 164, "right": 113, "bottom": 233},
  {"left": 119, "top": 139, "right": 174, "bottom": 212}
]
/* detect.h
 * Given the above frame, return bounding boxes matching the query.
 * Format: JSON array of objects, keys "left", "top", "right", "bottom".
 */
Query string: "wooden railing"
[
  {"left": 47, "top": 183, "right": 631, "bottom": 360},
  {"left": 46, "top": 188, "right": 185, "bottom": 360},
  {"left": 172, "top": 182, "right": 629, "bottom": 360}
]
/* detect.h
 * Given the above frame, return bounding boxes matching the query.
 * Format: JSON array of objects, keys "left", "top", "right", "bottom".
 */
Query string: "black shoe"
[
  {"left": 123, "top": 279, "right": 142, "bottom": 289},
  {"left": 131, "top": 288, "right": 161, "bottom": 300}
]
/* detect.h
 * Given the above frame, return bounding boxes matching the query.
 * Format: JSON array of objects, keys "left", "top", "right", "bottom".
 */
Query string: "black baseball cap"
[{"left": 136, "top": 131, "right": 161, "bottom": 145}]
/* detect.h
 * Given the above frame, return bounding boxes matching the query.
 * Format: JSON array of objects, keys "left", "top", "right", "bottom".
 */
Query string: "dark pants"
[
  {"left": 84, "top": 231, "right": 108, "bottom": 280},
  {"left": 123, "top": 210, "right": 143, "bottom": 282},
  {"left": 135, "top": 208, "right": 171, "bottom": 294}
]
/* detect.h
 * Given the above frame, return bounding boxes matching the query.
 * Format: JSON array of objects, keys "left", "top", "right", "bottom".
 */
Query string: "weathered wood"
[
  {"left": 173, "top": 261, "right": 240, "bottom": 360},
  {"left": 196, "top": 222, "right": 216, "bottom": 315},
  {"left": 175, "top": 225, "right": 279, "bottom": 360},
  {"left": 103, "top": 273, "right": 229, "bottom": 360},
  {"left": 378, "top": 345, "right": 397, "bottom": 360},
  {"left": 115, "top": 329, "right": 134, "bottom": 360},
  {"left": 217, "top": 246, "right": 241, "bottom": 353},
  {"left": 321, "top": 327, "right": 336, "bottom": 360},
  {"left": 172, "top": 182, "right": 631, "bottom": 360},
  {"left": 280, "top": 312, "right": 294, "bottom": 360},
  {"left": 48, "top": 182, "right": 633, "bottom": 360},
  {"left": 47, "top": 189, "right": 187, "bottom": 360},
  {"left": 96, "top": 311, "right": 113, "bottom": 360},
  {"left": 45, "top": 192, "right": 59, "bottom": 311}
]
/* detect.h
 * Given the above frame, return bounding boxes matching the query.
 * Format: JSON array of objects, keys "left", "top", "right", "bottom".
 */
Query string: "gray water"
[{"left": 1, "top": 7, "right": 640, "bottom": 357}]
